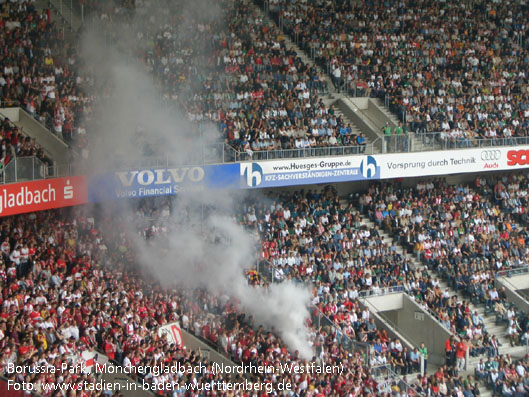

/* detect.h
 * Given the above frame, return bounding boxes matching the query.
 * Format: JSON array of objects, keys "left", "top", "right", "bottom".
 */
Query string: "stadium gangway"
[
  {"left": 370, "top": 364, "right": 422, "bottom": 396},
  {"left": 360, "top": 293, "right": 429, "bottom": 374},
  {"left": 310, "top": 303, "right": 371, "bottom": 366}
]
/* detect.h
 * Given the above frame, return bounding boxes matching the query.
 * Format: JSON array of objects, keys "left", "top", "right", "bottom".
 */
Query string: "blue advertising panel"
[
  {"left": 239, "top": 156, "right": 380, "bottom": 188},
  {"left": 87, "top": 164, "right": 240, "bottom": 201}
]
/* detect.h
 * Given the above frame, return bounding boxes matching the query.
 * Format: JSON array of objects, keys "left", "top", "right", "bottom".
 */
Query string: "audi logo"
[{"left": 481, "top": 150, "right": 501, "bottom": 161}]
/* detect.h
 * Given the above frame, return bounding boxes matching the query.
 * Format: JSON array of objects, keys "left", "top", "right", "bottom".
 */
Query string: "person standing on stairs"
[
  {"left": 456, "top": 337, "right": 468, "bottom": 372},
  {"left": 419, "top": 342, "right": 428, "bottom": 374},
  {"left": 332, "top": 65, "right": 341, "bottom": 90},
  {"left": 383, "top": 122, "right": 392, "bottom": 151},
  {"left": 445, "top": 335, "right": 456, "bottom": 367}
]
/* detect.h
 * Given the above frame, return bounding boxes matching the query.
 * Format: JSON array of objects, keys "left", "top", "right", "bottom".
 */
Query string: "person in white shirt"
[
  {"left": 516, "top": 362, "right": 526, "bottom": 377},
  {"left": 507, "top": 323, "right": 520, "bottom": 346},
  {"left": 362, "top": 307, "right": 370, "bottom": 321},
  {"left": 1, "top": 237, "right": 10, "bottom": 255},
  {"left": 9, "top": 248, "right": 20, "bottom": 266}
]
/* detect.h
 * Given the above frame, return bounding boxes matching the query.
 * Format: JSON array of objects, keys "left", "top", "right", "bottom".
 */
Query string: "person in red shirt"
[
  {"left": 455, "top": 338, "right": 467, "bottom": 372},
  {"left": 445, "top": 335, "right": 455, "bottom": 367},
  {"left": 104, "top": 337, "right": 116, "bottom": 361}
]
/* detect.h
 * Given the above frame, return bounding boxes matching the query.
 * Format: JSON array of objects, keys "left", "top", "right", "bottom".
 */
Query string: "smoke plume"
[{"left": 79, "top": 0, "right": 314, "bottom": 359}]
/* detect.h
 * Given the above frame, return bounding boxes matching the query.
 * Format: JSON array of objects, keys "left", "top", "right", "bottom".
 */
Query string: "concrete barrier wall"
[
  {"left": 18, "top": 109, "right": 69, "bottom": 163},
  {"left": 390, "top": 295, "right": 451, "bottom": 365},
  {"left": 360, "top": 298, "right": 416, "bottom": 355},
  {"left": 366, "top": 99, "right": 398, "bottom": 130},
  {"left": 337, "top": 98, "right": 380, "bottom": 145},
  {"left": 181, "top": 330, "right": 239, "bottom": 368},
  {"left": 0, "top": 108, "right": 20, "bottom": 122},
  {"left": 1, "top": 108, "right": 69, "bottom": 163},
  {"left": 348, "top": 97, "right": 369, "bottom": 110},
  {"left": 497, "top": 274, "right": 529, "bottom": 290},
  {"left": 361, "top": 293, "right": 421, "bottom": 363},
  {"left": 496, "top": 277, "right": 529, "bottom": 314},
  {"left": 363, "top": 293, "right": 404, "bottom": 311},
  {"left": 364, "top": 292, "right": 451, "bottom": 365}
]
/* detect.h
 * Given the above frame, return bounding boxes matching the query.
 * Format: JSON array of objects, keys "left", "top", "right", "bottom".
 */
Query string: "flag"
[{"left": 0, "top": 154, "right": 10, "bottom": 169}]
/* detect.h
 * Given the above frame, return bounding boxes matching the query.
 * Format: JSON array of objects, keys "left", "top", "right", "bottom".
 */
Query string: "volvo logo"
[{"left": 480, "top": 150, "right": 501, "bottom": 161}]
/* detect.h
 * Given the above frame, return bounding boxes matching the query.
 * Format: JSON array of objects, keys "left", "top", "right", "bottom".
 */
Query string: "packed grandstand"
[{"left": 0, "top": 0, "right": 529, "bottom": 396}]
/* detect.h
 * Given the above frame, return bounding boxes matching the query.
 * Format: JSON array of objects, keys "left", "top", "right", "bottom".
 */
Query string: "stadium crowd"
[
  {"left": 474, "top": 354, "right": 529, "bottom": 396},
  {"left": 0, "top": 201, "right": 385, "bottom": 396},
  {"left": 360, "top": 174, "right": 529, "bottom": 336},
  {"left": 4, "top": 0, "right": 529, "bottom": 166},
  {"left": 5, "top": 0, "right": 529, "bottom": 165},
  {"left": 237, "top": 172, "right": 529, "bottom": 395},
  {"left": 1, "top": 173, "right": 529, "bottom": 395},
  {"left": 81, "top": 0, "right": 374, "bottom": 159},
  {"left": 0, "top": 0, "right": 91, "bottom": 150},
  {"left": 267, "top": 0, "right": 529, "bottom": 147},
  {"left": 2, "top": 1, "right": 529, "bottom": 396}
]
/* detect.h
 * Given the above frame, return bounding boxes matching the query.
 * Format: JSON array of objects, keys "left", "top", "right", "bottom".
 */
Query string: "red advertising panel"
[{"left": 0, "top": 176, "right": 88, "bottom": 217}]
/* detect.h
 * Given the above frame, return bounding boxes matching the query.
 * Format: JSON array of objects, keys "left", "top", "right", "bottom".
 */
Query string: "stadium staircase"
[
  {"left": 256, "top": 0, "right": 441, "bottom": 155},
  {"left": 251, "top": 0, "right": 381, "bottom": 154},
  {"left": 352, "top": 202, "right": 527, "bottom": 396},
  {"left": 0, "top": 108, "right": 69, "bottom": 165},
  {"left": 34, "top": 0, "right": 81, "bottom": 42},
  {"left": 370, "top": 98, "right": 401, "bottom": 127}
]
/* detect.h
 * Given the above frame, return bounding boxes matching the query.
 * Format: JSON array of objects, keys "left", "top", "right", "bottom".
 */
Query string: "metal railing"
[
  {"left": 234, "top": 144, "right": 374, "bottom": 162},
  {"left": 311, "top": 303, "right": 371, "bottom": 363},
  {"left": 358, "top": 285, "right": 405, "bottom": 298},
  {"left": 112, "top": 142, "right": 232, "bottom": 170},
  {"left": 3, "top": 157, "right": 45, "bottom": 184},
  {"left": 48, "top": 0, "right": 76, "bottom": 33},
  {"left": 412, "top": 132, "right": 529, "bottom": 151},
  {"left": 370, "top": 364, "right": 422, "bottom": 395},
  {"left": 229, "top": 133, "right": 529, "bottom": 161},
  {"left": 4, "top": 131, "right": 529, "bottom": 186},
  {"left": 496, "top": 266, "right": 529, "bottom": 278},
  {"left": 0, "top": 157, "right": 74, "bottom": 185}
]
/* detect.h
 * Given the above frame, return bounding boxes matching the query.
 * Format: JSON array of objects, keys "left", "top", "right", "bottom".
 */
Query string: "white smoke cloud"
[
  {"left": 132, "top": 199, "right": 313, "bottom": 359},
  {"left": 79, "top": 0, "right": 314, "bottom": 359}
]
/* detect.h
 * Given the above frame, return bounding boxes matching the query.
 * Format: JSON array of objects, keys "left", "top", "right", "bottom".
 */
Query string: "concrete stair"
[
  {"left": 279, "top": 34, "right": 337, "bottom": 98},
  {"left": 356, "top": 214, "right": 414, "bottom": 268},
  {"left": 371, "top": 98, "right": 401, "bottom": 126},
  {"left": 35, "top": 0, "right": 81, "bottom": 42}
]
